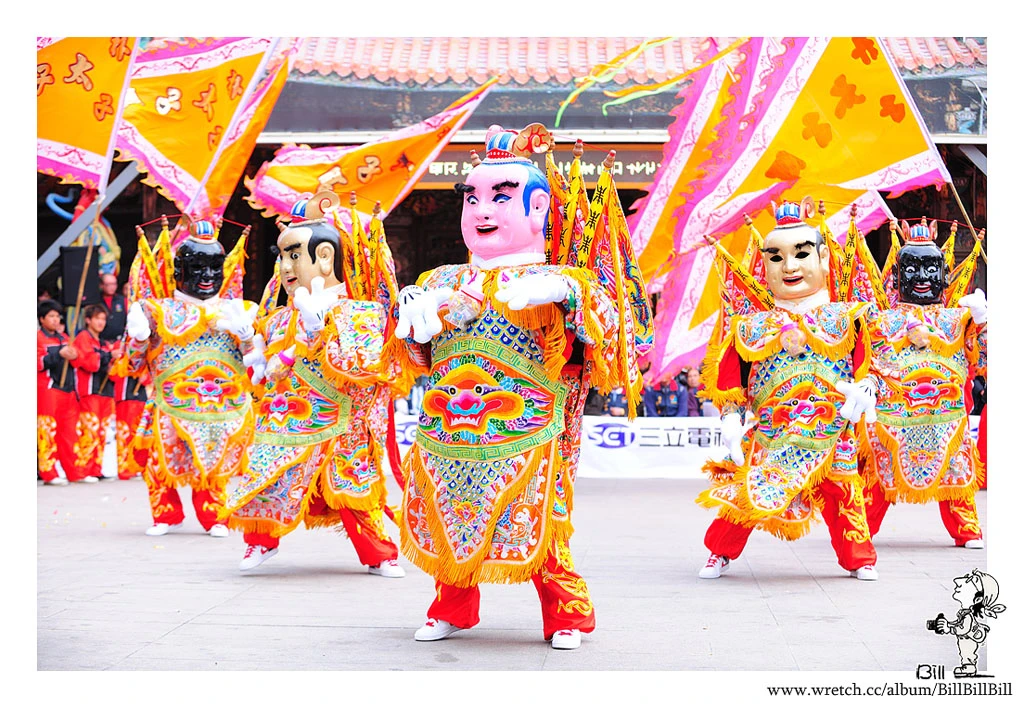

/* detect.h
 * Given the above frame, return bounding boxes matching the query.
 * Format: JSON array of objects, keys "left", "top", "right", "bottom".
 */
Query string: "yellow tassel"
[
  {"left": 870, "top": 418, "right": 980, "bottom": 504},
  {"left": 695, "top": 444, "right": 839, "bottom": 541},
  {"left": 400, "top": 442, "right": 563, "bottom": 587}
]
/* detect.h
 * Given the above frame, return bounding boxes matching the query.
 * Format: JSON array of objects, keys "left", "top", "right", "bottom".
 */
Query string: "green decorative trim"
[
  {"left": 751, "top": 361, "right": 843, "bottom": 414},
  {"left": 754, "top": 429, "right": 844, "bottom": 453}
]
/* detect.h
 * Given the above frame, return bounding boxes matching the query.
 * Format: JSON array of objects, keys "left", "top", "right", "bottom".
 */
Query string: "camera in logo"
[{"left": 588, "top": 423, "right": 636, "bottom": 449}]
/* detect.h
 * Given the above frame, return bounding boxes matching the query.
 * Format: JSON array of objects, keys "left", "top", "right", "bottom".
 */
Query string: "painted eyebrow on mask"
[
  {"left": 282, "top": 243, "right": 303, "bottom": 253},
  {"left": 454, "top": 183, "right": 474, "bottom": 195},
  {"left": 492, "top": 180, "right": 519, "bottom": 191},
  {"left": 761, "top": 241, "right": 816, "bottom": 254}
]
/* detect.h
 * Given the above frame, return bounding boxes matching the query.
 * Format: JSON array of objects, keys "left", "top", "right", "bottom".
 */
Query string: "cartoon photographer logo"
[{"left": 924, "top": 569, "right": 1006, "bottom": 678}]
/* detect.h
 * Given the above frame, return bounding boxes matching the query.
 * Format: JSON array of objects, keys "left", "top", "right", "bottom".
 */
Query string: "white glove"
[
  {"left": 958, "top": 288, "right": 988, "bottom": 325},
  {"left": 214, "top": 298, "right": 256, "bottom": 341},
  {"left": 293, "top": 277, "right": 340, "bottom": 333},
  {"left": 494, "top": 273, "right": 571, "bottom": 311},
  {"left": 720, "top": 412, "right": 747, "bottom": 466},
  {"left": 126, "top": 302, "right": 151, "bottom": 341},
  {"left": 243, "top": 333, "right": 267, "bottom": 385},
  {"left": 395, "top": 285, "right": 455, "bottom": 344},
  {"left": 836, "top": 379, "right": 877, "bottom": 424}
]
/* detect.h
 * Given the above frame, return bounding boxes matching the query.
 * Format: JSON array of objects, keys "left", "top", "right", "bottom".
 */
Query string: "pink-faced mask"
[{"left": 458, "top": 127, "right": 551, "bottom": 263}]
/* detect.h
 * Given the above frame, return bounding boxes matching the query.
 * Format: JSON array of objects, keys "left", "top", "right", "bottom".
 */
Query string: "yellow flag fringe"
[{"left": 400, "top": 442, "right": 568, "bottom": 587}]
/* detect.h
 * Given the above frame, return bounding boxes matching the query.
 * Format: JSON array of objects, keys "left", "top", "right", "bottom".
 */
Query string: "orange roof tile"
[
  {"left": 291, "top": 37, "right": 735, "bottom": 86},
  {"left": 882, "top": 37, "right": 987, "bottom": 73},
  {"left": 290, "top": 37, "right": 986, "bottom": 86}
]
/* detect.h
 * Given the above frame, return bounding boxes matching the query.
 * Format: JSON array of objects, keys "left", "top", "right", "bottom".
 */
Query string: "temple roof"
[{"left": 288, "top": 37, "right": 987, "bottom": 86}]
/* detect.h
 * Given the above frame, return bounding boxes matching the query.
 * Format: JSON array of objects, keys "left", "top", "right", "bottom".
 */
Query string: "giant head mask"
[
  {"left": 277, "top": 191, "right": 344, "bottom": 297},
  {"left": 896, "top": 219, "right": 946, "bottom": 306},
  {"left": 174, "top": 221, "right": 225, "bottom": 300},
  {"left": 457, "top": 125, "right": 551, "bottom": 263},
  {"left": 761, "top": 200, "right": 830, "bottom": 303}
]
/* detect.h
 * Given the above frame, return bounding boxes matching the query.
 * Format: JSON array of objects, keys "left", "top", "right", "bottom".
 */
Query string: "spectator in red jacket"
[{"left": 37, "top": 299, "right": 79, "bottom": 485}]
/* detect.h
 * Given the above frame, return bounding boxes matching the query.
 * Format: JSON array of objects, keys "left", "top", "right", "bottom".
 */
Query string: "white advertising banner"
[{"left": 393, "top": 414, "right": 982, "bottom": 481}]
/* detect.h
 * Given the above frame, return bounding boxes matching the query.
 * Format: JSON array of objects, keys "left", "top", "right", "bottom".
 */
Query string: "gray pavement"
[{"left": 37, "top": 475, "right": 988, "bottom": 671}]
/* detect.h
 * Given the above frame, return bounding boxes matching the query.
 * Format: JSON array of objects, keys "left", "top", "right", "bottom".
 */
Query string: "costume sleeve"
[
  {"left": 71, "top": 331, "right": 100, "bottom": 373},
  {"left": 700, "top": 332, "right": 748, "bottom": 413},
  {"left": 117, "top": 300, "right": 156, "bottom": 378}
]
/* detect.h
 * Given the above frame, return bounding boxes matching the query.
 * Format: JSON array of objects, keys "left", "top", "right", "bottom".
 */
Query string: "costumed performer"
[
  {"left": 860, "top": 218, "right": 988, "bottom": 548},
  {"left": 696, "top": 199, "right": 880, "bottom": 581},
  {"left": 118, "top": 218, "right": 256, "bottom": 537},
  {"left": 222, "top": 192, "right": 405, "bottom": 577},
  {"left": 397, "top": 125, "right": 634, "bottom": 650}
]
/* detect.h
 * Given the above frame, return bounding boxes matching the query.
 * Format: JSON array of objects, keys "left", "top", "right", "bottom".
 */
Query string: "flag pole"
[
  {"left": 60, "top": 37, "right": 139, "bottom": 387},
  {"left": 947, "top": 180, "right": 988, "bottom": 265},
  {"left": 59, "top": 196, "right": 103, "bottom": 387}
]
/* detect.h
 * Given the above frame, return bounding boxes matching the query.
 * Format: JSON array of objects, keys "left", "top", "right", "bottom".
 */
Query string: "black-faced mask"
[
  {"left": 896, "top": 243, "right": 945, "bottom": 305},
  {"left": 174, "top": 239, "right": 225, "bottom": 300}
]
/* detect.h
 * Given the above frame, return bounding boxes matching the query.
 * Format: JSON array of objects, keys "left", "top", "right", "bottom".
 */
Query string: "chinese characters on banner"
[
  {"left": 392, "top": 415, "right": 981, "bottom": 480},
  {"left": 37, "top": 37, "right": 138, "bottom": 189}
]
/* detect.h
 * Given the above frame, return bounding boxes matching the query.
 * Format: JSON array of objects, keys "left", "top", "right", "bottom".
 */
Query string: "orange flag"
[
  {"left": 245, "top": 79, "right": 497, "bottom": 224},
  {"left": 631, "top": 37, "right": 949, "bottom": 378},
  {"left": 115, "top": 37, "right": 289, "bottom": 221},
  {"left": 37, "top": 37, "right": 138, "bottom": 189}
]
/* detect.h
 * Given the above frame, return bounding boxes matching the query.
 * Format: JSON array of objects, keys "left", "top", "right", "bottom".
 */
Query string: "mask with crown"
[
  {"left": 896, "top": 217, "right": 946, "bottom": 306},
  {"left": 173, "top": 220, "right": 227, "bottom": 300}
]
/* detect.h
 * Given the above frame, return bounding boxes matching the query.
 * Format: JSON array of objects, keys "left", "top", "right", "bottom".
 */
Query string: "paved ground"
[{"left": 37, "top": 473, "right": 993, "bottom": 674}]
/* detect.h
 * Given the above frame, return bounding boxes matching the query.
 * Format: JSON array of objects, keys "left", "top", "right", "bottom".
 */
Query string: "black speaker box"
[{"left": 60, "top": 246, "right": 101, "bottom": 307}]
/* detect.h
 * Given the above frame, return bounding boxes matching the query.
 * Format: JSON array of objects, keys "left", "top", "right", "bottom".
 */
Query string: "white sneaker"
[
  {"left": 851, "top": 564, "right": 879, "bottom": 581},
  {"left": 145, "top": 522, "right": 183, "bottom": 536},
  {"left": 414, "top": 618, "right": 461, "bottom": 642},
  {"left": 367, "top": 559, "right": 406, "bottom": 578},
  {"left": 75, "top": 476, "right": 99, "bottom": 484},
  {"left": 239, "top": 544, "right": 278, "bottom": 571},
  {"left": 208, "top": 524, "right": 230, "bottom": 538},
  {"left": 44, "top": 477, "right": 69, "bottom": 486},
  {"left": 698, "top": 553, "right": 729, "bottom": 579},
  {"left": 963, "top": 539, "right": 985, "bottom": 549},
  {"left": 551, "top": 629, "right": 582, "bottom": 650}
]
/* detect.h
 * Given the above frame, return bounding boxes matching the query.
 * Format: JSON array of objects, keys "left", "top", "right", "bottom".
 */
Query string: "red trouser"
[
  {"left": 115, "top": 399, "right": 146, "bottom": 479},
  {"left": 705, "top": 479, "right": 877, "bottom": 572},
  {"left": 426, "top": 542, "right": 596, "bottom": 639},
  {"left": 863, "top": 479, "right": 982, "bottom": 546},
  {"left": 71, "top": 395, "right": 114, "bottom": 481},
  {"left": 243, "top": 501, "right": 398, "bottom": 567},
  {"left": 977, "top": 405, "right": 987, "bottom": 490},
  {"left": 143, "top": 464, "right": 228, "bottom": 531},
  {"left": 37, "top": 388, "right": 79, "bottom": 482}
]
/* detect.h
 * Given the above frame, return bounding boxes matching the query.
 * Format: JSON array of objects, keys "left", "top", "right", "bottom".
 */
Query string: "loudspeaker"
[{"left": 60, "top": 246, "right": 101, "bottom": 307}]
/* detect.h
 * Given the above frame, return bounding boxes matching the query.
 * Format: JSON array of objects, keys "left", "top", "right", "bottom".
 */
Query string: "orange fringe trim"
[
  {"left": 870, "top": 418, "right": 982, "bottom": 504},
  {"left": 694, "top": 444, "right": 838, "bottom": 542},
  {"left": 152, "top": 406, "right": 253, "bottom": 491},
  {"left": 400, "top": 441, "right": 571, "bottom": 587}
]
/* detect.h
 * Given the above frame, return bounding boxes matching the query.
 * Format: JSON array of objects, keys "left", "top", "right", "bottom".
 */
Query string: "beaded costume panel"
[{"left": 864, "top": 303, "right": 983, "bottom": 502}]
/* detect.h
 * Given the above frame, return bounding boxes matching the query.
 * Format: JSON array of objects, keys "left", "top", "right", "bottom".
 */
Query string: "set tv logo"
[{"left": 587, "top": 422, "right": 636, "bottom": 449}]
